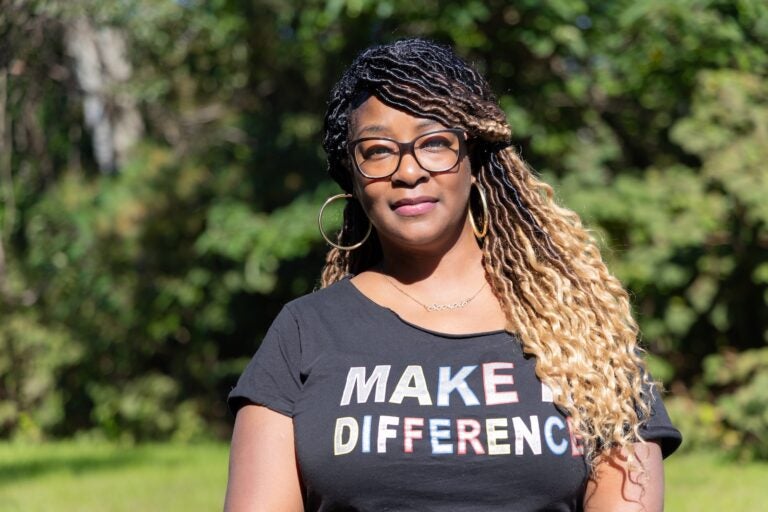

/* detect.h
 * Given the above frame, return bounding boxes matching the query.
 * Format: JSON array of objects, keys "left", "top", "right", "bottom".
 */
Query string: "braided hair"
[{"left": 320, "top": 38, "right": 654, "bottom": 470}]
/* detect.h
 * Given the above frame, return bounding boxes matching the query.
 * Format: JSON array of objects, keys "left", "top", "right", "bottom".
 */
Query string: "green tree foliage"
[
  {"left": 0, "top": 0, "right": 766, "bottom": 449},
  {"left": 704, "top": 348, "right": 768, "bottom": 459}
]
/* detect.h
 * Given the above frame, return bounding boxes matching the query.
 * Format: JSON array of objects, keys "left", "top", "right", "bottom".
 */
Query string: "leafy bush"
[
  {"left": 0, "top": 313, "right": 79, "bottom": 440},
  {"left": 88, "top": 373, "right": 207, "bottom": 442},
  {"left": 702, "top": 348, "right": 768, "bottom": 460},
  {"left": 664, "top": 395, "right": 733, "bottom": 454},
  {"left": 667, "top": 348, "right": 768, "bottom": 460}
]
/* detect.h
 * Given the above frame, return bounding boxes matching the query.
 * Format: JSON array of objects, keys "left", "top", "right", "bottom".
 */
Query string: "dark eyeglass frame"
[{"left": 346, "top": 128, "right": 468, "bottom": 179}]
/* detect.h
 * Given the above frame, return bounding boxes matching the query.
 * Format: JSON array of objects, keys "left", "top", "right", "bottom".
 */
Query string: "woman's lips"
[{"left": 391, "top": 197, "right": 438, "bottom": 216}]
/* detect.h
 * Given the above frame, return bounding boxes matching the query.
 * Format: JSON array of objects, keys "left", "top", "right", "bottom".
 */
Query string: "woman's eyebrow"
[
  {"left": 355, "top": 124, "right": 389, "bottom": 137},
  {"left": 415, "top": 119, "right": 442, "bottom": 129},
  {"left": 355, "top": 119, "right": 444, "bottom": 138}
]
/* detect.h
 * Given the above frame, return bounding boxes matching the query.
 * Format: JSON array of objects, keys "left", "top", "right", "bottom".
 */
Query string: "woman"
[{"left": 225, "top": 38, "right": 681, "bottom": 511}]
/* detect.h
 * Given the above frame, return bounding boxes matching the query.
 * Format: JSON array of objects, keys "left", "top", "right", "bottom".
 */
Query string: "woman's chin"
[{"left": 378, "top": 225, "right": 469, "bottom": 253}]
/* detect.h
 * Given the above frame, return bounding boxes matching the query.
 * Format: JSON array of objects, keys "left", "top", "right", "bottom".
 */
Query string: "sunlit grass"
[
  {"left": 0, "top": 442, "right": 766, "bottom": 511},
  {"left": 665, "top": 451, "right": 768, "bottom": 511},
  {"left": 0, "top": 441, "right": 229, "bottom": 512}
]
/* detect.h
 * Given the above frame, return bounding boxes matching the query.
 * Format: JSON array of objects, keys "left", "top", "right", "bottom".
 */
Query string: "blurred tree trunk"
[
  {"left": 64, "top": 17, "right": 142, "bottom": 174},
  {"left": 0, "top": 66, "right": 10, "bottom": 297}
]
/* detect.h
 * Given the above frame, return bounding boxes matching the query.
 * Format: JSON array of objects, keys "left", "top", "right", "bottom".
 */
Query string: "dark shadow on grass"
[{"left": 0, "top": 446, "right": 188, "bottom": 486}]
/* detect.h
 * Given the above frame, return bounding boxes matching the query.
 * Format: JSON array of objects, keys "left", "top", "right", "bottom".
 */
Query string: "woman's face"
[{"left": 348, "top": 95, "right": 474, "bottom": 253}]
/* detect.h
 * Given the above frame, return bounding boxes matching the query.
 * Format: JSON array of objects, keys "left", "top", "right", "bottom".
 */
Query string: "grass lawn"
[
  {"left": 0, "top": 441, "right": 229, "bottom": 512},
  {"left": 665, "top": 451, "right": 768, "bottom": 511},
  {"left": 1, "top": 441, "right": 766, "bottom": 511}
]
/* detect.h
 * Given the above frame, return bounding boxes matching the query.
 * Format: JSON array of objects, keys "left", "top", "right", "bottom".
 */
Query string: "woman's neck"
[{"left": 376, "top": 223, "right": 484, "bottom": 286}]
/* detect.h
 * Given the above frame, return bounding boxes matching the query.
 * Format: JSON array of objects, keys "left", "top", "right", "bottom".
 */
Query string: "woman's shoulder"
[{"left": 282, "top": 276, "right": 357, "bottom": 316}]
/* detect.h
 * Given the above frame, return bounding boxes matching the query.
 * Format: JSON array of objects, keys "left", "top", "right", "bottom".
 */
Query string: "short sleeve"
[
  {"left": 637, "top": 380, "right": 683, "bottom": 458},
  {"left": 227, "top": 306, "right": 302, "bottom": 417}
]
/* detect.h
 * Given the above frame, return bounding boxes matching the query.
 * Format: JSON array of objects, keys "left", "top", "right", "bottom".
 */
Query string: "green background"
[{"left": 1, "top": 0, "right": 767, "bottom": 498}]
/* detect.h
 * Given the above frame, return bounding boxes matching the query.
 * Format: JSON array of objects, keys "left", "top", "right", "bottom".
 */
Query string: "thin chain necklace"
[{"left": 382, "top": 275, "right": 487, "bottom": 312}]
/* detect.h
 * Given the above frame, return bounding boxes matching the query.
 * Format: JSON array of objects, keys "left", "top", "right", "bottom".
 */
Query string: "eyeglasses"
[{"left": 347, "top": 129, "right": 466, "bottom": 179}]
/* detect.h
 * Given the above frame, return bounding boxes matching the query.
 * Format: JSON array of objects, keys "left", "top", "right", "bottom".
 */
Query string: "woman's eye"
[
  {"left": 361, "top": 144, "right": 396, "bottom": 159},
  {"left": 419, "top": 136, "right": 453, "bottom": 151}
]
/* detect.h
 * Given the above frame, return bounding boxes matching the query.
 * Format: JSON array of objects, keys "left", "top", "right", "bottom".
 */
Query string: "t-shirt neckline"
[{"left": 340, "top": 275, "right": 512, "bottom": 340}]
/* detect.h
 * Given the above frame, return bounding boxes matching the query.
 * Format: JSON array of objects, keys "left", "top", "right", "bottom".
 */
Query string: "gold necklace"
[{"left": 383, "top": 276, "right": 487, "bottom": 312}]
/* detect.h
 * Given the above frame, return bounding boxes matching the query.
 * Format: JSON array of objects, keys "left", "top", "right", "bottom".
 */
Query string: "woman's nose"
[{"left": 390, "top": 152, "right": 428, "bottom": 185}]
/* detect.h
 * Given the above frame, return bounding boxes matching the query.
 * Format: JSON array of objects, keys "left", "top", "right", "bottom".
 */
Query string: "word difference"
[{"left": 333, "top": 414, "right": 584, "bottom": 457}]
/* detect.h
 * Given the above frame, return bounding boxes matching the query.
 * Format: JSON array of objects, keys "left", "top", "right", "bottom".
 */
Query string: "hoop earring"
[
  {"left": 468, "top": 182, "right": 489, "bottom": 239},
  {"left": 318, "top": 193, "right": 372, "bottom": 250}
]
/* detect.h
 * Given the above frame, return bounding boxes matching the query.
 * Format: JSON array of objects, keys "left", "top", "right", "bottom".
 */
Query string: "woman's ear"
[{"left": 467, "top": 141, "right": 483, "bottom": 178}]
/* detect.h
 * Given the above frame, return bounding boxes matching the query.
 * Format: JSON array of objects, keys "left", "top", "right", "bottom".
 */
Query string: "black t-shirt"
[{"left": 229, "top": 277, "right": 682, "bottom": 511}]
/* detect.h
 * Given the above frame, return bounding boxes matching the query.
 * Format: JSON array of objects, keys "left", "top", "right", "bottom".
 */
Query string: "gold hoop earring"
[
  {"left": 468, "top": 182, "right": 489, "bottom": 239},
  {"left": 318, "top": 193, "right": 372, "bottom": 250}
]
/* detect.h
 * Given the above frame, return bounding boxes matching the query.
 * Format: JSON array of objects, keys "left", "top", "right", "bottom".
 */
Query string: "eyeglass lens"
[{"left": 353, "top": 130, "right": 462, "bottom": 178}]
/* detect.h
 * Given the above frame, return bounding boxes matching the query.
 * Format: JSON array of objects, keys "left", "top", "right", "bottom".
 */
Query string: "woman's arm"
[
  {"left": 583, "top": 441, "right": 664, "bottom": 512},
  {"left": 224, "top": 404, "right": 304, "bottom": 512}
]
